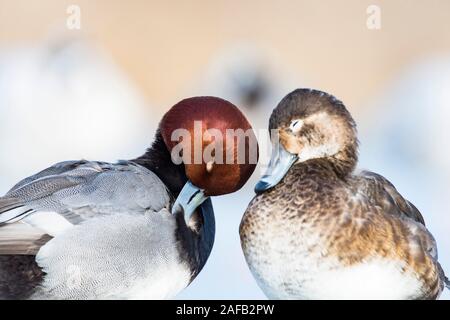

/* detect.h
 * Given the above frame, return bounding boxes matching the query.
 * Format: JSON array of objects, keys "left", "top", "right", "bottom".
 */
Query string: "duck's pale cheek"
[{"left": 279, "top": 130, "right": 303, "bottom": 155}]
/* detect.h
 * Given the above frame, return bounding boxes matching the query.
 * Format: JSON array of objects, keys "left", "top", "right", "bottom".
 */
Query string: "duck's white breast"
[{"left": 245, "top": 244, "right": 424, "bottom": 300}]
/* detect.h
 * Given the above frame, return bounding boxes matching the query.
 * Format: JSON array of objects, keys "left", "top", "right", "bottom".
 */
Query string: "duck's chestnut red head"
[{"left": 160, "top": 97, "right": 258, "bottom": 198}]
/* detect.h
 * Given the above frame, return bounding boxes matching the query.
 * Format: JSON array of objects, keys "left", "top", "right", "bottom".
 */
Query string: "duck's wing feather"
[
  {"left": 0, "top": 223, "right": 51, "bottom": 255},
  {"left": 0, "top": 160, "right": 171, "bottom": 254},
  {"left": 7, "top": 160, "right": 99, "bottom": 194},
  {"left": 354, "top": 171, "right": 449, "bottom": 297},
  {"left": 357, "top": 170, "right": 425, "bottom": 225}
]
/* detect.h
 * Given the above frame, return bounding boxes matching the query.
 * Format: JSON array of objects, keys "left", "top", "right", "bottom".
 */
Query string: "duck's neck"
[
  {"left": 299, "top": 144, "right": 358, "bottom": 179},
  {"left": 328, "top": 143, "right": 358, "bottom": 178},
  {"left": 132, "top": 130, "right": 187, "bottom": 197},
  {"left": 131, "top": 130, "right": 215, "bottom": 273}
]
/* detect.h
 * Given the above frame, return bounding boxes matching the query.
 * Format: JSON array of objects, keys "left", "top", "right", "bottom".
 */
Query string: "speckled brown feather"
[{"left": 241, "top": 160, "right": 445, "bottom": 299}]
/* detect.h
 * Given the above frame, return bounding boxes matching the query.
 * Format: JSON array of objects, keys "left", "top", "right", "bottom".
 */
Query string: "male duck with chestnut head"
[{"left": 0, "top": 96, "right": 257, "bottom": 299}]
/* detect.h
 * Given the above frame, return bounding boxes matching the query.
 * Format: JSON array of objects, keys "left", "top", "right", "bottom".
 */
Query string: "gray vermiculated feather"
[
  {"left": 2, "top": 160, "right": 171, "bottom": 224},
  {"left": 32, "top": 211, "right": 189, "bottom": 299},
  {"left": 0, "top": 197, "right": 23, "bottom": 214},
  {"left": 0, "top": 207, "right": 34, "bottom": 225},
  {"left": 0, "top": 198, "right": 31, "bottom": 225},
  {"left": 7, "top": 160, "right": 94, "bottom": 193}
]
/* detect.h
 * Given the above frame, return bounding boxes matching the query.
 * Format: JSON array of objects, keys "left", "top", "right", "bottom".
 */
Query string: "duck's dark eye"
[{"left": 289, "top": 119, "right": 303, "bottom": 133}]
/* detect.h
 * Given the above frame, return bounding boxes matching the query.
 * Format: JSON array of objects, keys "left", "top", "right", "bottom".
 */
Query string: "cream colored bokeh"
[{"left": 1, "top": 0, "right": 450, "bottom": 108}]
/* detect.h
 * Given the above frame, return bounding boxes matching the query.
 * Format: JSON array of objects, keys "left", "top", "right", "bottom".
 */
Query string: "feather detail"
[{"left": 0, "top": 223, "right": 51, "bottom": 255}]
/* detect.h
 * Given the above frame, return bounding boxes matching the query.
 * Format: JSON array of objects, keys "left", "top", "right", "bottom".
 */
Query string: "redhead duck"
[
  {"left": 0, "top": 96, "right": 257, "bottom": 299},
  {"left": 240, "top": 88, "right": 449, "bottom": 299}
]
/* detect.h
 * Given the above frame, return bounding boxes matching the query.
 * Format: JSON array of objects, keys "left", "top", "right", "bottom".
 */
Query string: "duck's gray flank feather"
[
  {"left": 0, "top": 160, "right": 171, "bottom": 225},
  {"left": 0, "top": 158, "right": 216, "bottom": 299},
  {"left": 33, "top": 210, "right": 191, "bottom": 299}
]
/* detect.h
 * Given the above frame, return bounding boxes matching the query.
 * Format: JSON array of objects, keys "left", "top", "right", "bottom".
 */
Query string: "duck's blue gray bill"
[
  {"left": 255, "top": 144, "right": 298, "bottom": 194},
  {"left": 173, "top": 181, "right": 208, "bottom": 224}
]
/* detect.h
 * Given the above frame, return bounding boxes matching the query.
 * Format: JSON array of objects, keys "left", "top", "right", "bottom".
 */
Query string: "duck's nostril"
[{"left": 188, "top": 190, "right": 201, "bottom": 204}]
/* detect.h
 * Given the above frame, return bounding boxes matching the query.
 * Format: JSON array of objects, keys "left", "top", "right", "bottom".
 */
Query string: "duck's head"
[
  {"left": 159, "top": 97, "right": 258, "bottom": 219},
  {"left": 255, "top": 88, "right": 358, "bottom": 193}
]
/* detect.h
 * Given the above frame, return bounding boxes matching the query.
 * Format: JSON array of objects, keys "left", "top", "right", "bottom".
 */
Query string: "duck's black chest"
[{"left": 0, "top": 255, "right": 43, "bottom": 299}]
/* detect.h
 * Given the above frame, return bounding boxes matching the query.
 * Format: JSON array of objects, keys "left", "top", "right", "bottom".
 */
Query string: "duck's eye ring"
[{"left": 289, "top": 119, "right": 304, "bottom": 133}]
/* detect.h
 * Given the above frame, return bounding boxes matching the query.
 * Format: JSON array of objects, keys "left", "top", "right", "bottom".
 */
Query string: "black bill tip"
[{"left": 254, "top": 180, "right": 273, "bottom": 194}]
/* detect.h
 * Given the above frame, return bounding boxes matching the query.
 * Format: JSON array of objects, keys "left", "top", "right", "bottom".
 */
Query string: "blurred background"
[{"left": 1, "top": 0, "right": 450, "bottom": 299}]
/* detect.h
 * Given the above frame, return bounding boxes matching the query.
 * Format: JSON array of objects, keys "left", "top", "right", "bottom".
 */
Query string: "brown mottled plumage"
[{"left": 240, "top": 88, "right": 448, "bottom": 299}]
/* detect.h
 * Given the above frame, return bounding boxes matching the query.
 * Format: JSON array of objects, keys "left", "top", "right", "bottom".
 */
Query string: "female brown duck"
[{"left": 240, "top": 88, "right": 449, "bottom": 299}]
